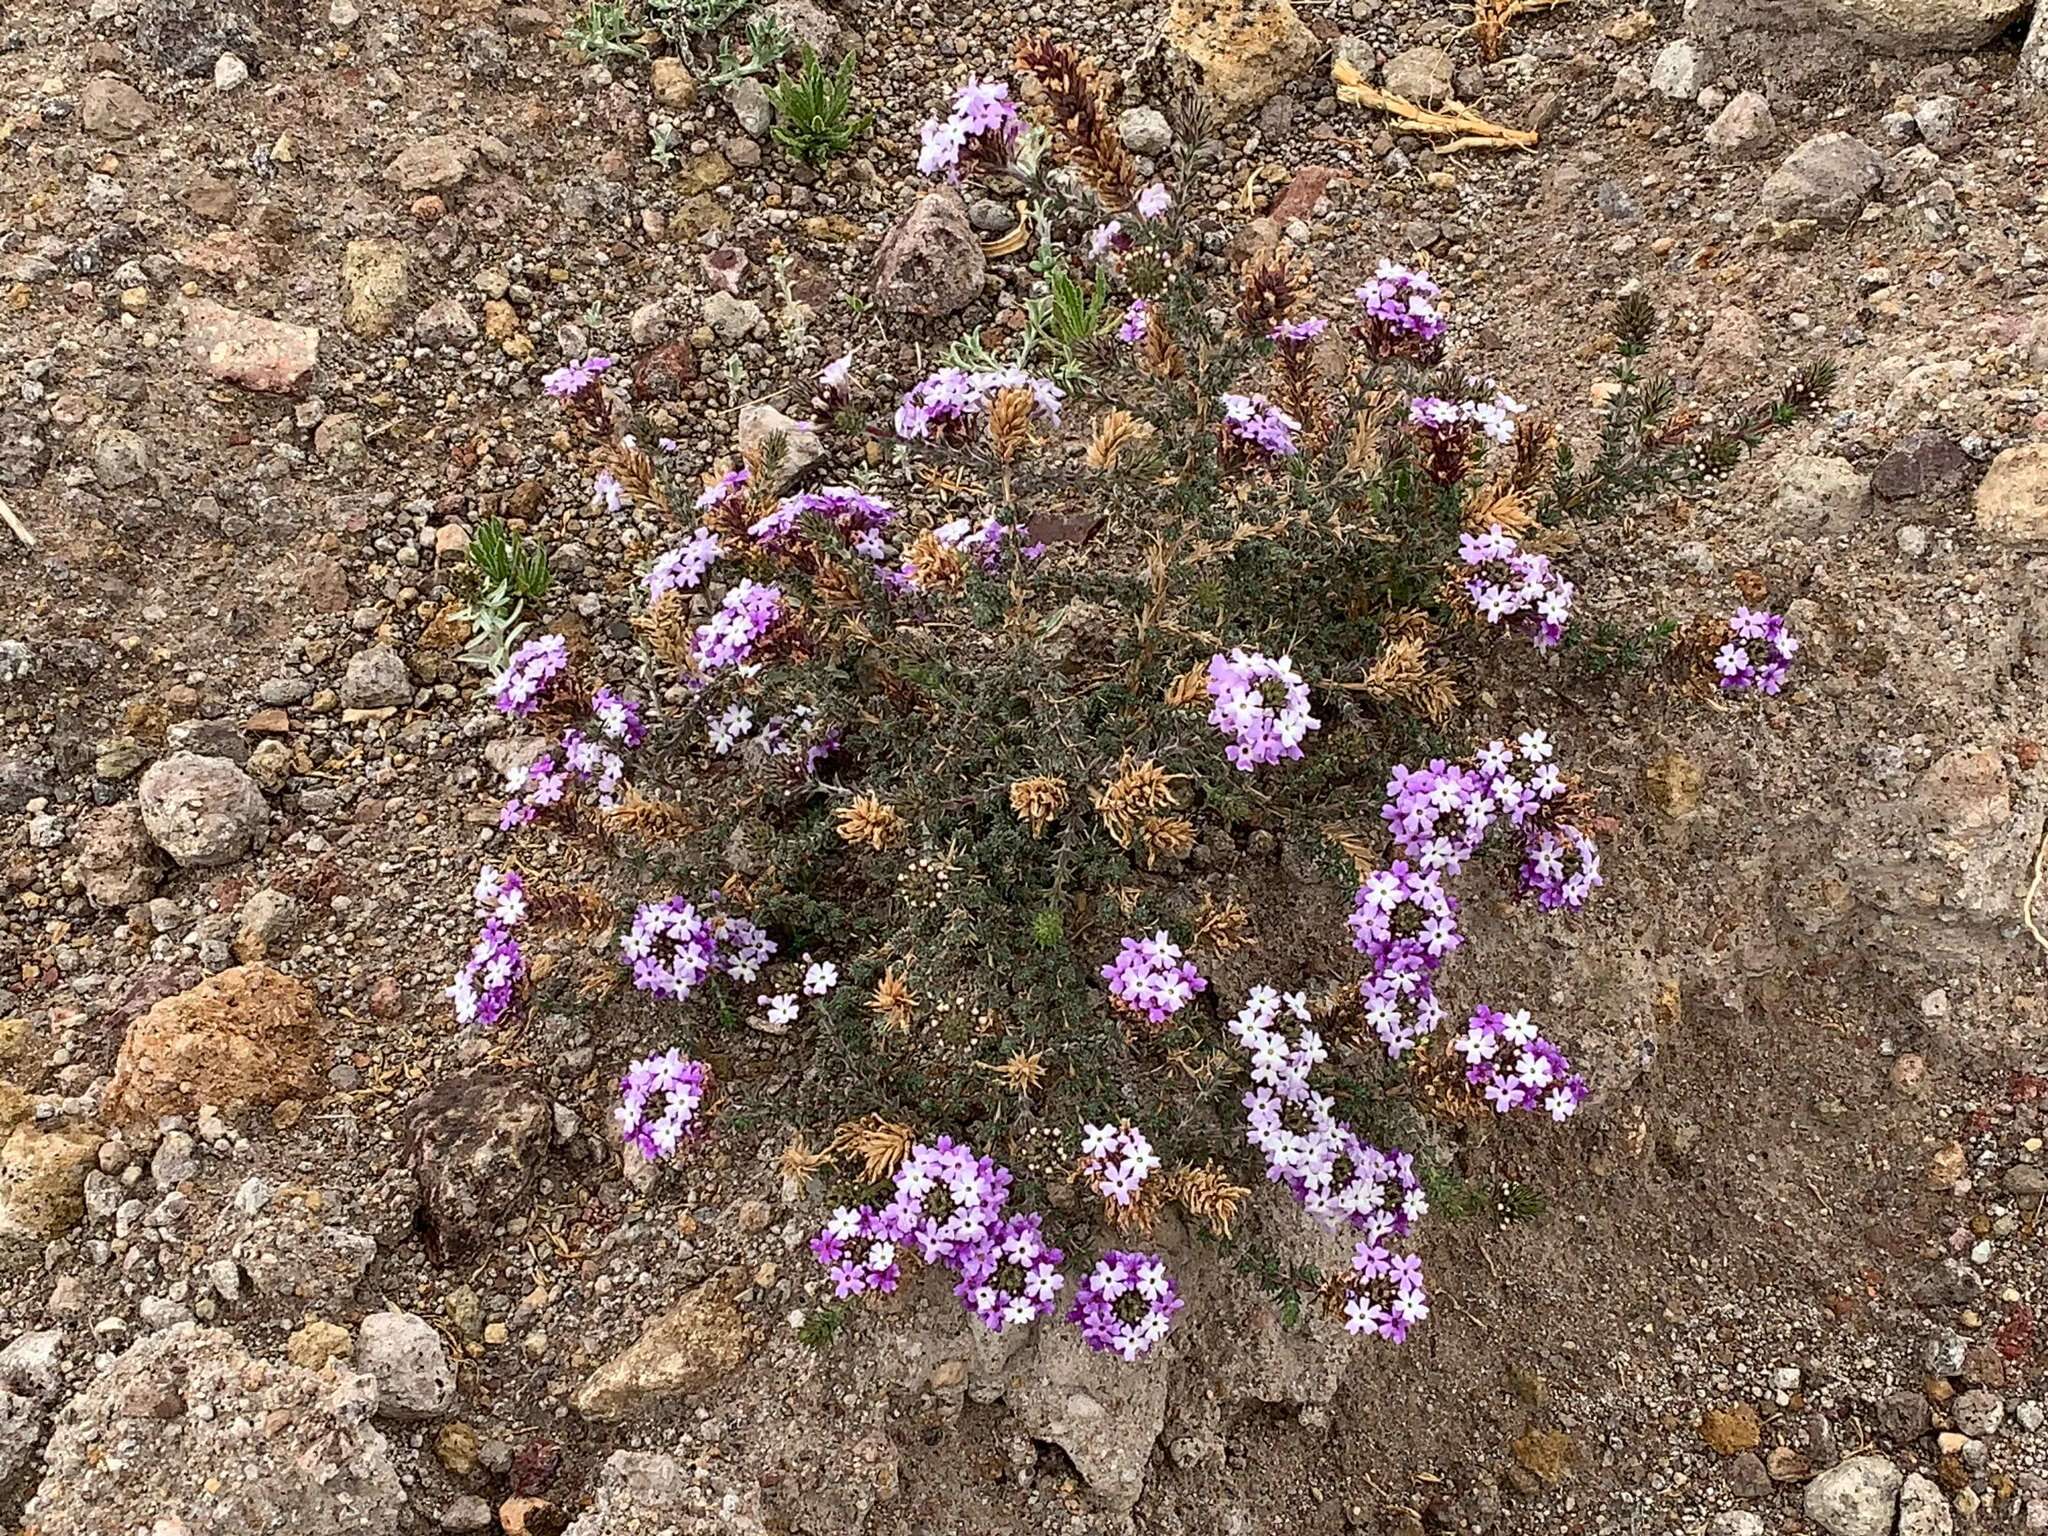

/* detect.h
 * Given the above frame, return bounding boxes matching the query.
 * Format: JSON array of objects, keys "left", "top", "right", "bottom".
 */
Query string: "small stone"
[
  {"left": 358, "top": 1310, "right": 456, "bottom": 1421},
  {"left": 440, "top": 1495, "right": 493, "bottom": 1533},
  {"left": 1774, "top": 453, "right": 1870, "bottom": 535},
  {"left": 1758, "top": 133, "right": 1884, "bottom": 229},
  {"left": 285, "top": 1318, "right": 351, "bottom": 1369},
  {"left": 1804, "top": 1456, "right": 1904, "bottom": 1536},
  {"left": 1702, "top": 1404, "right": 1762, "bottom": 1455},
  {"left": 735, "top": 404, "right": 824, "bottom": 489},
  {"left": 728, "top": 77, "right": 772, "bottom": 137},
  {"left": 416, "top": 298, "right": 478, "bottom": 347},
  {"left": 1649, "top": 39, "right": 1707, "bottom": 100},
  {"left": 437, "top": 1420, "right": 481, "bottom": 1476},
  {"left": 651, "top": 56, "right": 697, "bottom": 109},
  {"left": 1162, "top": 0, "right": 1319, "bottom": 122},
  {"left": 81, "top": 78, "right": 154, "bottom": 139},
  {"left": 1706, "top": 92, "right": 1775, "bottom": 161},
  {"left": 1383, "top": 46, "right": 1454, "bottom": 106},
  {"left": 1118, "top": 106, "right": 1172, "bottom": 155},
  {"left": 872, "top": 187, "right": 985, "bottom": 319},
  {"left": 2004, "top": 1164, "right": 2048, "bottom": 1196},
  {"left": 1974, "top": 443, "right": 2048, "bottom": 546},
  {"left": 214, "top": 53, "right": 249, "bottom": 91},
  {"left": 571, "top": 1282, "right": 749, "bottom": 1420},
  {"left": 180, "top": 299, "right": 319, "bottom": 395},
  {"left": 92, "top": 429, "right": 152, "bottom": 489},
  {"left": 701, "top": 291, "right": 764, "bottom": 343},
  {"left": 1898, "top": 1471, "right": 1953, "bottom": 1536},
  {"left": 342, "top": 240, "right": 410, "bottom": 338},
  {"left": 1952, "top": 1390, "right": 2004, "bottom": 1438},
  {"left": 137, "top": 753, "right": 267, "bottom": 868},
  {"left": 340, "top": 646, "right": 412, "bottom": 710}
]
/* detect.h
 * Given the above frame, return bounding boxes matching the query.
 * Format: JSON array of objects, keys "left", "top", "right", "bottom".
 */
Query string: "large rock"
[
  {"left": 385, "top": 133, "right": 508, "bottom": 193},
  {"left": 565, "top": 1453, "right": 770, "bottom": 1536},
  {"left": 341, "top": 239, "right": 410, "bottom": 338},
  {"left": 1774, "top": 453, "right": 1870, "bottom": 535},
  {"left": 137, "top": 751, "right": 268, "bottom": 867},
  {"left": 105, "top": 963, "right": 329, "bottom": 1130},
  {"left": 180, "top": 298, "right": 319, "bottom": 393},
  {"left": 1004, "top": 1320, "right": 1170, "bottom": 1513},
  {"left": 572, "top": 1282, "right": 749, "bottom": 1421},
  {"left": 227, "top": 1210, "right": 377, "bottom": 1303},
  {"left": 872, "top": 188, "right": 984, "bottom": 319},
  {"left": 135, "top": 0, "right": 272, "bottom": 77},
  {"left": 1803, "top": 1455, "right": 1902, "bottom": 1536},
  {"left": 1873, "top": 430, "right": 1974, "bottom": 501},
  {"left": 1163, "top": 0, "right": 1320, "bottom": 121},
  {"left": 1759, "top": 133, "right": 1884, "bottom": 228},
  {"left": 22, "top": 1325, "right": 402, "bottom": 1535},
  {"left": 2026, "top": 4, "right": 2047, "bottom": 97},
  {"left": 80, "top": 78, "right": 153, "bottom": 138},
  {"left": 357, "top": 1309, "right": 456, "bottom": 1420},
  {"left": 74, "top": 802, "right": 166, "bottom": 908},
  {"left": 735, "top": 403, "right": 825, "bottom": 489},
  {"left": 0, "top": 1122, "right": 101, "bottom": 1242},
  {"left": 0, "top": 1388, "right": 40, "bottom": 1485},
  {"left": 1973, "top": 442, "right": 2048, "bottom": 546},
  {"left": 1897, "top": 1470, "right": 1953, "bottom": 1536},
  {"left": 1820, "top": 0, "right": 2023, "bottom": 48},
  {"left": 405, "top": 1069, "right": 551, "bottom": 1265}
]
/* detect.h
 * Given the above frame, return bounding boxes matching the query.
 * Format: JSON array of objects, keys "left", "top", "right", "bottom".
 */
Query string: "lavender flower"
[
  {"left": 916, "top": 77, "right": 1022, "bottom": 181},
  {"left": 1452, "top": 1004, "right": 1587, "bottom": 1120},
  {"left": 648, "top": 528, "right": 723, "bottom": 603},
  {"left": 1101, "top": 932, "right": 1208, "bottom": 1025},
  {"left": 1343, "top": 1241, "right": 1429, "bottom": 1343},
  {"left": 1458, "top": 523, "right": 1574, "bottom": 650},
  {"left": 1086, "top": 220, "right": 1129, "bottom": 261},
  {"left": 1117, "top": 299, "right": 1152, "bottom": 345},
  {"left": 894, "top": 367, "right": 1064, "bottom": 441},
  {"left": 696, "top": 467, "right": 751, "bottom": 510},
  {"left": 1270, "top": 316, "right": 1328, "bottom": 344},
  {"left": 1353, "top": 261, "right": 1446, "bottom": 354},
  {"left": 591, "top": 686, "right": 647, "bottom": 748},
  {"left": 1715, "top": 606, "right": 1799, "bottom": 694},
  {"left": 498, "top": 750, "right": 570, "bottom": 830},
  {"left": 494, "top": 633, "right": 570, "bottom": 715},
  {"left": 591, "top": 469, "right": 627, "bottom": 513},
  {"left": 953, "top": 1212, "right": 1067, "bottom": 1332},
  {"left": 1348, "top": 862, "right": 1462, "bottom": 974},
  {"left": 1067, "top": 1251, "right": 1182, "bottom": 1361},
  {"left": 1219, "top": 393, "right": 1301, "bottom": 457},
  {"left": 1135, "top": 182, "right": 1172, "bottom": 219},
  {"left": 619, "top": 896, "right": 777, "bottom": 1002},
  {"left": 810, "top": 1205, "right": 904, "bottom": 1298},
  {"left": 1518, "top": 822, "right": 1603, "bottom": 913},
  {"left": 1205, "top": 648, "right": 1319, "bottom": 770},
  {"left": 447, "top": 865, "right": 526, "bottom": 1028},
  {"left": 1079, "top": 1122, "right": 1161, "bottom": 1209},
  {"left": 615, "top": 1048, "right": 711, "bottom": 1160},
  {"left": 881, "top": 1136, "right": 1012, "bottom": 1264},
  {"left": 541, "top": 354, "right": 614, "bottom": 399},
  {"left": 693, "top": 581, "right": 783, "bottom": 673}
]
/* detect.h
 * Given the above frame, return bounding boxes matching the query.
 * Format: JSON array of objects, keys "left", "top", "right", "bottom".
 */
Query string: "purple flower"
[
  {"left": 810, "top": 1205, "right": 904, "bottom": 1298},
  {"left": 1270, "top": 316, "right": 1328, "bottom": 344},
  {"left": 953, "top": 1212, "right": 1066, "bottom": 1332},
  {"left": 1117, "top": 299, "right": 1152, "bottom": 345},
  {"left": 693, "top": 580, "right": 783, "bottom": 673},
  {"left": 1353, "top": 261, "right": 1446, "bottom": 354},
  {"left": 1347, "top": 861, "right": 1462, "bottom": 975},
  {"left": 615, "top": 1048, "right": 712, "bottom": 1160},
  {"left": 590, "top": 686, "right": 647, "bottom": 748},
  {"left": 648, "top": 527, "right": 723, "bottom": 603},
  {"left": 1715, "top": 606, "right": 1798, "bottom": 693},
  {"left": 1079, "top": 1122, "right": 1161, "bottom": 1209},
  {"left": 1458, "top": 523, "right": 1574, "bottom": 650},
  {"left": 895, "top": 366, "right": 1064, "bottom": 441},
  {"left": 1518, "top": 822, "right": 1603, "bottom": 912},
  {"left": 1101, "top": 932, "right": 1208, "bottom": 1025},
  {"left": 1067, "top": 1251, "right": 1182, "bottom": 1361},
  {"left": 917, "top": 77, "right": 1021, "bottom": 181},
  {"left": 1205, "top": 648, "right": 1319, "bottom": 770},
  {"left": 1219, "top": 393, "right": 1301, "bottom": 457},
  {"left": 541, "top": 354, "right": 615, "bottom": 399},
  {"left": 1452, "top": 1005, "right": 1588, "bottom": 1120},
  {"left": 880, "top": 1136, "right": 1012, "bottom": 1265},
  {"left": 1343, "top": 1240, "right": 1429, "bottom": 1343},
  {"left": 695, "top": 467, "right": 751, "bottom": 510},
  {"left": 494, "top": 633, "right": 570, "bottom": 716},
  {"left": 447, "top": 866, "right": 527, "bottom": 1028},
  {"left": 620, "top": 895, "right": 777, "bottom": 1003},
  {"left": 1135, "top": 182, "right": 1172, "bottom": 219}
]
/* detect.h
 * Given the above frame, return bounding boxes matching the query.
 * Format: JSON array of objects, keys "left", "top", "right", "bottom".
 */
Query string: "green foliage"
[
  {"left": 565, "top": 0, "right": 647, "bottom": 60},
  {"left": 1023, "top": 260, "right": 1115, "bottom": 375},
  {"left": 649, "top": 0, "right": 749, "bottom": 44},
  {"left": 707, "top": 14, "right": 788, "bottom": 86},
  {"left": 766, "top": 48, "right": 870, "bottom": 167},
  {"left": 796, "top": 1302, "right": 849, "bottom": 1350},
  {"left": 457, "top": 520, "right": 551, "bottom": 670},
  {"left": 1561, "top": 615, "right": 1679, "bottom": 678},
  {"left": 1230, "top": 1241, "right": 1322, "bottom": 1330}
]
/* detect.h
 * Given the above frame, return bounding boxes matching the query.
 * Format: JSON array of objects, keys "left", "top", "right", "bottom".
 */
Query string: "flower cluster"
[
  {"left": 810, "top": 1205, "right": 903, "bottom": 1299},
  {"left": 954, "top": 1212, "right": 1068, "bottom": 1332},
  {"left": 1067, "top": 1251, "right": 1183, "bottom": 1361},
  {"left": 1230, "top": 988, "right": 1428, "bottom": 1238},
  {"left": 615, "top": 1049, "right": 712, "bottom": 1160},
  {"left": 591, "top": 686, "right": 647, "bottom": 747},
  {"left": 697, "top": 466, "right": 751, "bottom": 509},
  {"left": 1101, "top": 932, "right": 1208, "bottom": 1025},
  {"left": 1349, "top": 863, "right": 1461, "bottom": 1056},
  {"left": 499, "top": 684, "right": 650, "bottom": 829},
  {"left": 498, "top": 750, "right": 569, "bottom": 831},
  {"left": 1205, "top": 648, "right": 1319, "bottom": 771},
  {"left": 541, "top": 353, "right": 614, "bottom": 400},
  {"left": 446, "top": 865, "right": 527, "bottom": 1028},
  {"left": 1079, "top": 1122, "right": 1161, "bottom": 1208},
  {"left": 1219, "top": 393, "right": 1301, "bottom": 457},
  {"left": 1519, "top": 821, "right": 1603, "bottom": 913},
  {"left": 494, "top": 633, "right": 570, "bottom": 716},
  {"left": 693, "top": 580, "right": 783, "bottom": 673},
  {"left": 620, "top": 895, "right": 777, "bottom": 1001},
  {"left": 1354, "top": 262, "right": 1446, "bottom": 353},
  {"left": 1452, "top": 1005, "right": 1587, "bottom": 1120},
  {"left": 1270, "top": 316, "right": 1328, "bottom": 345},
  {"left": 1117, "top": 299, "right": 1152, "bottom": 345},
  {"left": 1458, "top": 524, "right": 1575, "bottom": 650},
  {"left": 1409, "top": 389, "right": 1524, "bottom": 448},
  {"left": 1715, "top": 607, "right": 1798, "bottom": 694},
  {"left": 883, "top": 1135, "right": 1014, "bottom": 1263},
  {"left": 1343, "top": 1240, "right": 1430, "bottom": 1343},
  {"left": 894, "top": 366, "right": 1065, "bottom": 441},
  {"left": 648, "top": 527, "right": 723, "bottom": 602},
  {"left": 916, "top": 77, "right": 1022, "bottom": 181}
]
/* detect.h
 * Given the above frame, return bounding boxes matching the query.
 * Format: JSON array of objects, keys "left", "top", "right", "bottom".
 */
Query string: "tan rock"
[
  {"left": 571, "top": 1282, "right": 748, "bottom": 1421},
  {"left": 1642, "top": 752, "right": 1704, "bottom": 820},
  {"left": 104, "top": 964, "right": 329, "bottom": 1131},
  {"left": 1164, "top": 0, "right": 1319, "bottom": 122},
  {"left": 1973, "top": 442, "right": 2048, "bottom": 546},
  {"left": 0, "top": 1121, "right": 101, "bottom": 1241},
  {"left": 651, "top": 56, "right": 697, "bottom": 109},
  {"left": 1700, "top": 1403, "right": 1762, "bottom": 1455},
  {"left": 286, "top": 1319, "right": 352, "bottom": 1369},
  {"left": 342, "top": 239, "right": 410, "bottom": 338}
]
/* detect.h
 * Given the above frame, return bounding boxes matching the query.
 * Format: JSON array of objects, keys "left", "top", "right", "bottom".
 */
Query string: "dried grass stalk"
[
  {"left": 1086, "top": 409, "right": 1155, "bottom": 471},
  {"left": 1331, "top": 58, "right": 1539, "bottom": 151},
  {"left": 1014, "top": 36, "right": 1138, "bottom": 206}
]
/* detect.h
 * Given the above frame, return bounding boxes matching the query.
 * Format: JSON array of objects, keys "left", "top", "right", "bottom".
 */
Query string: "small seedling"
[{"left": 767, "top": 48, "right": 871, "bottom": 167}]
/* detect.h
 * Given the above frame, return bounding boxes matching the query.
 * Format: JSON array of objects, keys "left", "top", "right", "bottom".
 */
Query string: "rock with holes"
[
  {"left": 405, "top": 1069, "right": 552, "bottom": 1265},
  {"left": 872, "top": 188, "right": 984, "bottom": 319},
  {"left": 105, "top": 963, "right": 328, "bottom": 1130}
]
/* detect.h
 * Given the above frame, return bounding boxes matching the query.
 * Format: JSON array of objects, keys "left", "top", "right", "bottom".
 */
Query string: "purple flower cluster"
[
  {"left": 1451, "top": 1004, "right": 1587, "bottom": 1120},
  {"left": 494, "top": 633, "right": 570, "bottom": 715},
  {"left": 1219, "top": 393, "right": 1301, "bottom": 457},
  {"left": 1136, "top": 183, "right": 1172, "bottom": 220},
  {"left": 894, "top": 367, "right": 1064, "bottom": 441},
  {"left": 1270, "top": 316, "right": 1328, "bottom": 345},
  {"left": 1354, "top": 261, "right": 1446, "bottom": 349},
  {"left": 1715, "top": 606, "right": 1798, "bottom": 694},
  {"left": 916, "top": 77, "right": 1022, "bottom": 181},
  {"left": 764, "top": 486, "right": 899, "bottom": 554},
  {"left": 882, "top": 1135, "right": 1013, "bottom": 1263},
  {"left": 447, "top": 865, "right": 527, "bottom": 1028},
  {"left": 1079, "top": 1122, "right": 1161, "bottom": 1209},
  {"left": 619, "top": 896, "right": 777, "bottom": 1000},
  {"left": 1458, "top": 524, "right": 1574, "bottom": 650},
  {"left": 696, "top": 467, "right": 751, "bottom": 509},
  {"left": 1230, "top": 988, "right": 1429, "bottom": 1240},
  {"left": 1101, "top": 932, "right": 1208, "bottom": 1026},
  {"left": 541, "top": 353, "right": 614, "bottom": 399},
  {"left": 498, "top": 750, "right": 568, "bottom": 831},
  {"left": 648, "top": 527, "right": 723, "bottom": 603},
  {"left": 591, "top": 686, "right": 647, "bottom": 748},
  {"left": 810, "top": 1205, "right": 904, "bottom": 1298},
  {"left": 954, "top": 1213, "right": 1068, "bottom": 1332},
  {"left": 693, "top": 580, "right": 783, "bottom": 673},
  {"left": 1349, "top": 863, "right": 1461, "bottom": 1057},
  {"left": 1343, "top": 1240, "right": 1429, "bottom": 1342},
  {"left": 1519, "top": 822, "right": 1603, "bottom": 912},
  {"left": 615, "top": 1048, "right": 711, "bottom": 1159},
  {"left": 1117, "top": 299, "right": 1152, "bottom": 345},
  {"left": 1067, "top": 1251, "right": 1183, "bottom": 1361},
  {"left": 1205, "top": 648, "right": 1319, "bottom": 771}
]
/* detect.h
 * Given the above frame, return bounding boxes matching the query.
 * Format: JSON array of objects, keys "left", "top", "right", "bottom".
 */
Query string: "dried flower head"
[
  {"left": 984, "top": 1048, "right": 1048, "bottom": 1096},
  {"left": 827, "top": 1114, "right": 918, "bottom": 1182},
  {"left": 904, "top": 529, "right": 969, "bottom": 596},
  {"left": 1190, "top": 891, "right": 1253, "bottom": 952},
  {"left": 1361, "top": 634, "right": 1459, "bottom": 725},
  {"left": 870, "top": 965, "right": 917, "bottom": 1030},
  {"left": 1139, "top": 815, "right": 1195, "bottom": 868},
  {"left": 1164, "top": 659, "right": 1211, "bottom": 710},
  {"left": 1008, "top": 775, "right": 1070, "bottom": 838},
  {"left": 1236, "top": 253, "right": 1306, "bottom": 341},
  {"left": 987, "top": 386, "right": 1038, "bottom": 465},
  {"left": 779, "top": 1135, "right": 832, "bottom": 1182},
  {"left": 836, "top": 793, "right": 907, "bottom": 852},
  {"left": 1164, "top": 1162, "right": 1251, "bottom": 1239},
  {"left": 1013, "top": 36, "right": 1138, "bottom": 206},
  {"left": 1092, "top": 754, "right": 1183, "bottom": 849},
  {"left": 1086, "top": 409, "right": 1155, "bottom": 472},
  {"left": 604, "top": 788, "right": 693, "bottom": 843}
]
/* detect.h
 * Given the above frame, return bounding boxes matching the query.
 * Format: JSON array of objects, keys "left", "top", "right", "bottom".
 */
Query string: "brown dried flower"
[
  {"left": 1092, "top": 754, "right": 1183, "bottom": 849},
  {"left": 1013, "top": 36, "right": 1138, "bottom": 207},
  {"left": 869, "top": 966, "right": 917, "bottom": 1031},
  {"left": 827, "top": 1115, "right": 917, "bottom": 1181},
  {"left": 835, "top": 794, "right": 906, "bottom": 852},
  {"left": 1008, "top": 775, "right": 1070, "bottom": 838},
  {"left": 1139, "top": 815, "right": 1195, "bottom": 868}
]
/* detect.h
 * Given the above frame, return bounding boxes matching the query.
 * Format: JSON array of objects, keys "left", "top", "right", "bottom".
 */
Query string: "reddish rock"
[
  {"left": 104, "top": 964, "right": 329, "bottom": 1130},
  {"left": 180, "top": 299, "right": 319, "bottom": 394}
]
